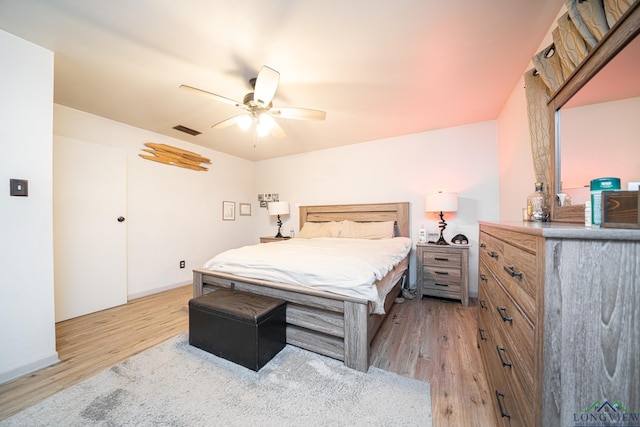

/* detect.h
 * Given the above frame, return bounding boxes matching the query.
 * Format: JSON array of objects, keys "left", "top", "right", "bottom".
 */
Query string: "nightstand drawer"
[
  {"left": 422, "top": 250, "right": 461, "bottom": 267},
  {"left": 423, "top": 266, "right": 461, "bottom": 285}
]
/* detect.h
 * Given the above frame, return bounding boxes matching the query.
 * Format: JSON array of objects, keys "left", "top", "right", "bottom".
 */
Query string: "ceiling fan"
[{"left": 180, "top": 66, "right": 326, "bottom": 138}]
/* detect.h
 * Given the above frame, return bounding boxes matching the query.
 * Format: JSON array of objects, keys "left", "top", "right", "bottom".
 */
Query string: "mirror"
[
  {"left": 549, "top": 4, "right": 640, "bottom": 222},
  {"left": 558, "top": 34, "right": 640, "bottom": 205}
]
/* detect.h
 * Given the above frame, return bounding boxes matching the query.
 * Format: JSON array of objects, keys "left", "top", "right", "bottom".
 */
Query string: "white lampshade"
[
  {"left": 425, "top": 192, "right": 458, "bottom": 213},
  {"left": 268, "top": 201, "right": 290, "bottom": 216}
]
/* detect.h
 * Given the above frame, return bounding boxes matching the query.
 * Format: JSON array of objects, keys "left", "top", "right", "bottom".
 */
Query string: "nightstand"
[
  {"left": 416, "top": 243, "right": 469, "bottom": 306},
  {"left": 259, "top": 236, "right": 291, "bottom": 243}
]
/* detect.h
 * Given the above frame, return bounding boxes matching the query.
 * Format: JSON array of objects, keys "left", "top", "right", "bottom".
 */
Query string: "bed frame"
[{"left": 192, "top": 202, "right": 410, "bottom": 371}]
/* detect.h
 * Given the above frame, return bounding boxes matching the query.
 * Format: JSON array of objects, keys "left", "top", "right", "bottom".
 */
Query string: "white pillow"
[
  {"left": 339, "top": 220, "right": 395, "bottom": 239},
  {"left": 298, "top": 221, "right": 343, "bottom": 238}
]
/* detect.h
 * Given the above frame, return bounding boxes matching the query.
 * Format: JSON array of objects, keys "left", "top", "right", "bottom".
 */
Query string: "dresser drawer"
[
  {"left": 481, "top": 262, "right": 534, "bottom": 388},
  {"left": 477, "top": 267, "right": 493, "bottom": 346},
  {"left": 422, "top": 250, "right": 461, "bottom": 268},
  {"left": 479, "top": 231, "right": 537, "bottom": 322},
  {"left": 478, "top": 308, "right": 525, "bottom": 426},
  {"left": 490, "top": 326, "right": 534, "bottom": 427},
  {"left": 480, "top": 260, "right": 535, "bottom": 426},
  {"left": 488, "top": 279, "right": 534, "bottom": 376}
]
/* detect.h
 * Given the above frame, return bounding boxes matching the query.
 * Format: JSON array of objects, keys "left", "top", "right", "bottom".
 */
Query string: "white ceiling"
[{"left": 0, "top": 0, "right": 564, "bottom": 161}]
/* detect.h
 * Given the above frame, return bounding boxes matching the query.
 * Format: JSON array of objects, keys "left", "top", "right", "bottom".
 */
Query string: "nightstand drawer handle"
[
  {"left": 434, "top": 282, "right": 449, "bottom": 287},
  {"left": 434, "top": 257, "right": 449, "bottom": 262},
  {"left": 479, "top": 299, "right": 487, "bottom": 310},
  {"left": 503, "top": 265, "right": 523, "bottom": 279},
  {"left": 495, "top": 391, "right": 511, "bottom": 419},
  {"left": 497, "top": 346, "right": 512, "bottom": 368},
  {"left": 488, "top": 251, "right": 499, "bottom": 259},
  {"left": 434, "top": 271, "right": 449, "bottom": 275},
  {"left": 497, "top": 307, "right": 513, "bottom": 323},
  {"left": 479, "top": 328, "right": 487, "bottom": 341}
]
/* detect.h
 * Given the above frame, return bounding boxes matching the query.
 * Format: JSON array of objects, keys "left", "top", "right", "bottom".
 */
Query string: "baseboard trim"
[
  {"left": 0, "top": 352, "right": 60, "bottom": 385},
  {"left": 127, "top": 281, "right": 191, "bottom": 301}
]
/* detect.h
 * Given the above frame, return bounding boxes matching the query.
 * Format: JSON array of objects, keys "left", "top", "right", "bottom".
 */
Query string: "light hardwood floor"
[{"left": 0, "top": 285, "right": 496, "bottom": 426}]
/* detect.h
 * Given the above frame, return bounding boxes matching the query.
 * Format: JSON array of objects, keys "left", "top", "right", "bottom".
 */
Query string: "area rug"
[{"left": 1, "top": 334, "right": 432, "bottom": 426}]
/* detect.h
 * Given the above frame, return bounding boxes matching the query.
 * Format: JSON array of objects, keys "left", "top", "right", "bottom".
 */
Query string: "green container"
[{"left": 590, "top": 177, "right": 620, "bottom": 225}]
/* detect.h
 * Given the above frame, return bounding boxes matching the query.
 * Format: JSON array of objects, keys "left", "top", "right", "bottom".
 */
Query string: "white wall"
[
  {"left": 0, "top": 30, "right": 58, "bottom": 382},
  {"left": 254, "top": 121, "right": 501, "bottom": 296},
  {"left": 496, "top": 74, "right": 537, "bottom": 221},
  {"left": 54, "top": 105, "right": 257, "bottom": 298}
]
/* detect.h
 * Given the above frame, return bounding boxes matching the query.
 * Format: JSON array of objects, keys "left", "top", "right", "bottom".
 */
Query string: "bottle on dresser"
[{"left": 526, "top": 182, "right": 550, "bottom": 221}]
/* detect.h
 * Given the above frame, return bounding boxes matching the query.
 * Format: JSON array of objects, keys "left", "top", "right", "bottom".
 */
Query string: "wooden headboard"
[{"left": 299, "top": 202, "right": 410, "bottom": 238}]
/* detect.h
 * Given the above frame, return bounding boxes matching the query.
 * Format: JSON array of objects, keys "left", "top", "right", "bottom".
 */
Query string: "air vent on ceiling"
[{"left": 173, "top": 125, "right": 201, "bottom": 136}]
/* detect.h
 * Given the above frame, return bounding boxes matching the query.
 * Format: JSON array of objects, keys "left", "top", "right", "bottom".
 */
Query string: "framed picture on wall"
[
  {"left": 239, "top": 203, "right": 251, "bottom": 216},
  {"left": 222, "top": 201, "right": 235, "bottom": 221}
]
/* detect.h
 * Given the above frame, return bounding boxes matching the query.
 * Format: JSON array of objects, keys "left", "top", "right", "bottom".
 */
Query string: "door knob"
[{"left": 117, "top": 216, "right": 125, "bottom": 222}]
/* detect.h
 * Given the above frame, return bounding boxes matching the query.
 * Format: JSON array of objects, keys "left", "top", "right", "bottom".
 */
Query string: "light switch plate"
[{"left": 10, "top": 179, "right": 28, "bottom": 197}]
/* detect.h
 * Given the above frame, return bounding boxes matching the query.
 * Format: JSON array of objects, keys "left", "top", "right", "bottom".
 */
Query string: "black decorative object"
[{"left": 451, "top": 233, "right": 469, "bottom": 245}]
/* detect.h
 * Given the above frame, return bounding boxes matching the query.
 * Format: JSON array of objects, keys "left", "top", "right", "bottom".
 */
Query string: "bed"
[{"left": 192, "top": 202, "right": 410, "bottom": 372}]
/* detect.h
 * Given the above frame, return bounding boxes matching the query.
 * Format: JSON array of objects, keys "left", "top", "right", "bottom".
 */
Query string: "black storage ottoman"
[{"left": 189, "top": 288, "right": 286, "bottom": 371}]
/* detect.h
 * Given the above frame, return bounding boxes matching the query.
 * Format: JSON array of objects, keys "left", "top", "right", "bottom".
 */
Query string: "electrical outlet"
[{"left": 179, "top": 260, "right": 185, "bottom": 269}]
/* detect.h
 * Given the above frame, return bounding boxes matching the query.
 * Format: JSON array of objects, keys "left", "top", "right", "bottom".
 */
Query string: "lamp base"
[
  {"left": 435, "top": 211, "right": 450, "bottom": 245},
  {"left": 274, "top": 215, "right": 283, "bottom": 238},
  {"left": 434, "top": 234, "right": 449, "bottom": 245}
]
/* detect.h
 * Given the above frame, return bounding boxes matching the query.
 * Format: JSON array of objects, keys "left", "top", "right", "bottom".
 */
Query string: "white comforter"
[{"left": 203, "top": 237, "right": 412, "bottom": 308}]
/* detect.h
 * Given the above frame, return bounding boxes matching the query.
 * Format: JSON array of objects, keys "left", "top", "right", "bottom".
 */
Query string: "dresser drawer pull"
[
  {"left": 488, "top": 251, "right": 499, "bottom": 259},
  {"left": 495, "top": 391, "right": 511, "bottom": 419},
  {"left": 479, "top": 299, "right": 487, "bottom": 310},
  {"left": 434, "top": 257, "right": 449, "bottom": 262},
  {"left": 434, "top": 271, "right": 449, "bottom": 275},
  {"left": 480, "top": 243, "right": 487, "bottom": 249},
  {"left": 434, "top": 282, "right": 449, "bottom": 287},
  {"left": 480, "top": 274, "right": 488, "bottom": 282},
  {"left": 503, "top": 265, "right": 523, "bottom": 279},
  {"left": 497, "top": 307, "right": 513, "bottom": 323},
  {"left": 479, "top": 328, "right": 487, "bottom": 341},
  {"left": 496, "top": 346, "right": 513, "bottom": 368}
]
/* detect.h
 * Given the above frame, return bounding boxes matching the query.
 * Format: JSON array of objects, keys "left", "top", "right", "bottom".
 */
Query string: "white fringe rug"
[{"left": 1, "top": 334, "right": 431, "bottom": 426}]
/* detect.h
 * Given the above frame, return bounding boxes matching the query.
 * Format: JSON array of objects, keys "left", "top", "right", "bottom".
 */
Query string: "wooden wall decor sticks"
[{"left": 139, "top": 142, "right": 212, "bottom": 171}]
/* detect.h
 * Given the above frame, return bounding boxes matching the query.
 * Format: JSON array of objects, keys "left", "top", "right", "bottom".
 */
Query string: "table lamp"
[
  {"left": 425, "top": 192, "right": 458, "bottom": 245},
  {"left": 267, "top": 201, "right": 289, "bottom": 238}
]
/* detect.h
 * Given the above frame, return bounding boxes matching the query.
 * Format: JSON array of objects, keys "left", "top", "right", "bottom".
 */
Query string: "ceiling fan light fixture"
[
  {"left": 256, "top": 120, "right": 270, "bottom": 137},
  {"left": 236, "top": 115, "right": 252, "bottom": 131},
  {"left": 258, "top": 113, "right": 275, "bottom": 126},
  {"left": 181, "top": 65, "right": 326, "bottom": 141}
]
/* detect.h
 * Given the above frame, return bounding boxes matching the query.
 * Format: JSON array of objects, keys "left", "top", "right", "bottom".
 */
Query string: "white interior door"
[{"left": 53, "top": 137, "right": 127, "bottom": 322}]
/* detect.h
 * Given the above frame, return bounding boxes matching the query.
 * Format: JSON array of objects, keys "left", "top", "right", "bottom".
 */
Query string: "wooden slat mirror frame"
[{"left": 547, "top": 3, "right": 640, "bottom": 222}]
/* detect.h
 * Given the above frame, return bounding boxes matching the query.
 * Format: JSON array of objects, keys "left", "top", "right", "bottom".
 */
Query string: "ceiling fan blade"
[
  {"left": 270, "top": 107, "right": 326, "bottom": 121},
  {"left": 211, "top": 114, "right": 249, "bottom": 129},
  {"left": 253, "top": 66, "right": 280, "bottom": 107},
  {"left": 179, "top": 85, "right": 243, "bottom": 108}
]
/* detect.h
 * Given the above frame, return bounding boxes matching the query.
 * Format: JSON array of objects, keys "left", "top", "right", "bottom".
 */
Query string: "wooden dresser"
[
  {"left": 416, "top": 243, "right": 469, "bottom": 306},
  {"left": 477, "top": 221, "right": 640, "bottom": 426}
]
